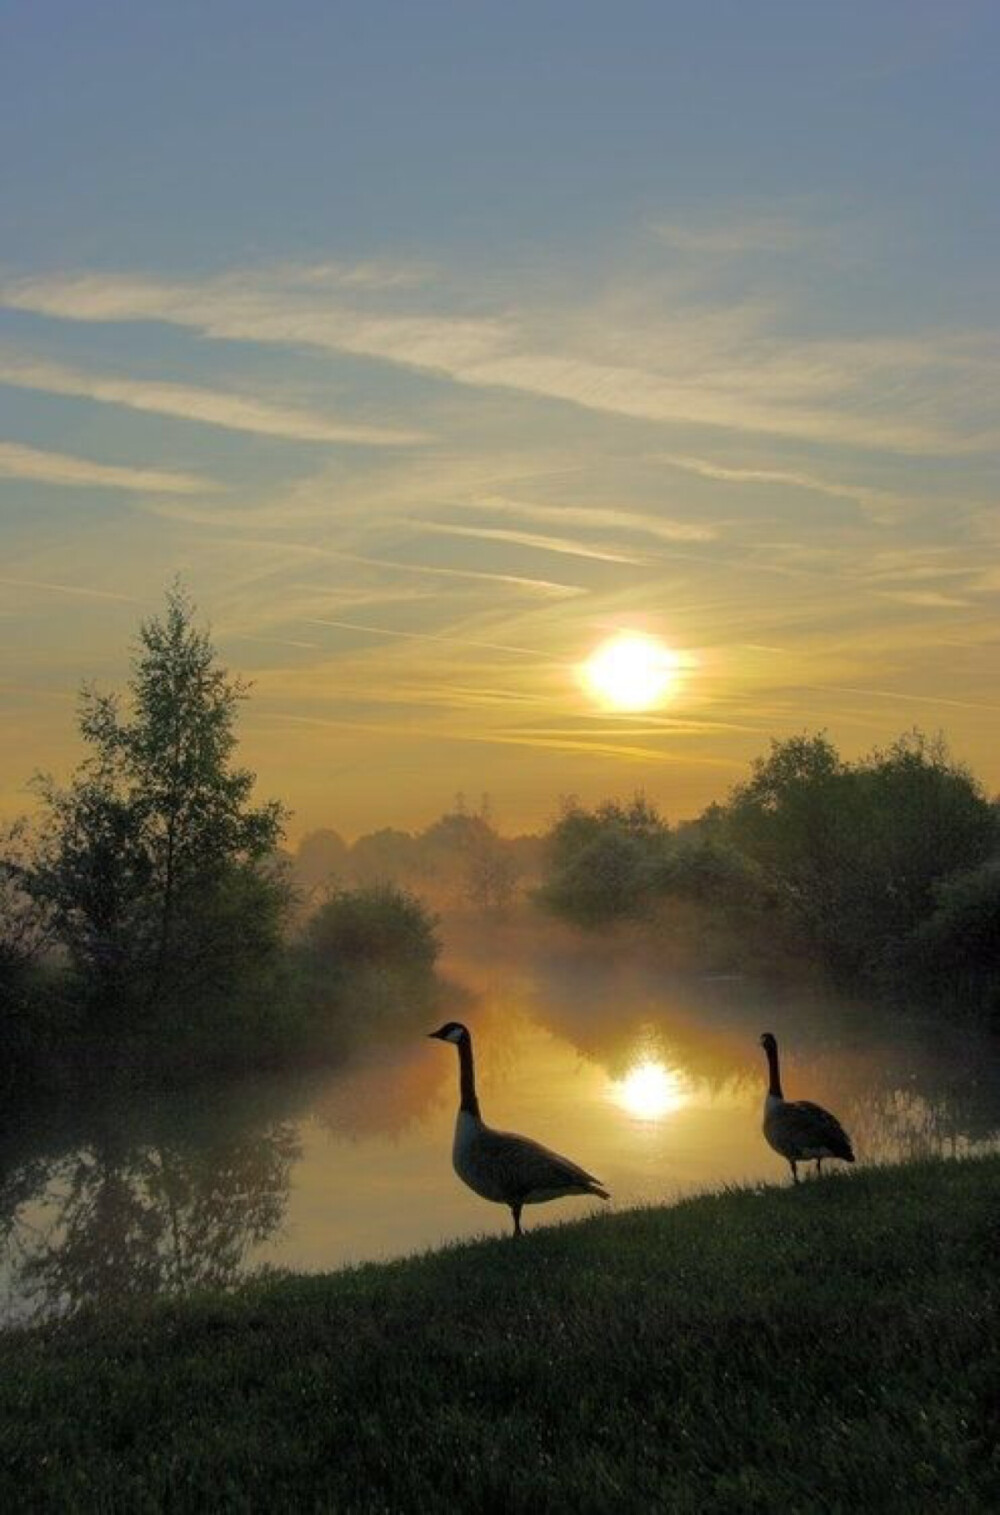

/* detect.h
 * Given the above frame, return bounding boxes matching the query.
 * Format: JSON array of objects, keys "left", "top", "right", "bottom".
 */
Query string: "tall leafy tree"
[{"left": 27, "top": 585, "right": 287, "bottom": 1023}]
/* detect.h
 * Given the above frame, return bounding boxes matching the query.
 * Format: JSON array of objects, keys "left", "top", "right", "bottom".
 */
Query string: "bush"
[
  {"left": 301, "top": 884, "right": 439, "bottom": 975},
  {"left": 537, "top": 830, "right": 652, "bottom": 928},
  {"left": 720, "top": 731, "right": 998, "bottom": 988},
  {"left": 645, "top": 836, "right": 762, "bottom": 907},
  {"left": 903, "top": 859, "right": 1000, "bottom": 1021},
  {"left": 538, "top": 796, "right": 672, "bottom": 927},
  {"left": 293, "top": 885, "right": 441, "bottom": 1046}
]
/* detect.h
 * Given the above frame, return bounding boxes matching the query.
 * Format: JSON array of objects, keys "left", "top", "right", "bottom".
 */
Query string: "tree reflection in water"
[
  {"left": 1, "top": 1095, "right": 301, "bottom": 1323},
  {"left": 313, "top": 1037, "right": 451, "bottom": 1143},
  {"left": 2, "top": 927, "right": 998, "bottom": 1326}
]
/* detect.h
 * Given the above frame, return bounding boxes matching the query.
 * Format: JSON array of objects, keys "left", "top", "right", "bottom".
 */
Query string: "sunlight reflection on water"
[
  {"left": 2, "top": 925, "right": 999, "bottom": 1326},
  {"left": 610, "top": 1059, "right": 689, "bottom": 1121}
]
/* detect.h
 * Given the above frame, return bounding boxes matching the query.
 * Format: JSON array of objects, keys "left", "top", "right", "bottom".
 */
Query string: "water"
[{"left": 3, "top": 923, "right": 998, "bottom": 1327}]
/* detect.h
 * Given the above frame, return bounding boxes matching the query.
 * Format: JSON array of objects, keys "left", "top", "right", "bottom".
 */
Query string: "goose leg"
[
  {"left": 789, "top": 1160, "right": 799, "bottom": 1185},
  {"left": 816, "top": 1158, "right": 824, "bottom": 1177},
  {"left": 510, "top": 1202, "right": 523, "bottom": 1238}
]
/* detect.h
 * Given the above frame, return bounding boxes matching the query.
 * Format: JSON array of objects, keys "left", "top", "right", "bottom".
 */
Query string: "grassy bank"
[{"left": 2, "top": 1157, "right": 998, "bottom": 1513}]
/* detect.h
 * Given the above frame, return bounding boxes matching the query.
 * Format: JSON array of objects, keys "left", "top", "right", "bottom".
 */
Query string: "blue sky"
[{"left": 1, "top": 1, "right": 998, "bottom": 835}]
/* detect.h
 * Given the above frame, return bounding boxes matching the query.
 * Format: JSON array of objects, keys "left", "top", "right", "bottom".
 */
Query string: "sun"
[
  {"left": 582, "top": 632, "right": 682, "bottom": 712},
  {"left": 612, "top": 1060, "right": 687, "bottom": 1120}
]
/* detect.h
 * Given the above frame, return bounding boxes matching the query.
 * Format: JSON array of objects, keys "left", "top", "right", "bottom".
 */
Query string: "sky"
[{"left": 1, "top": 1, "right": 998, "bottom": 840}]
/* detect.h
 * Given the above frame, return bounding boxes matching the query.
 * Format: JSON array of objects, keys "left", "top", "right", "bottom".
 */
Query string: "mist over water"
[{"left": 3, "top": 922, "right": 998, "bottom": 1327}]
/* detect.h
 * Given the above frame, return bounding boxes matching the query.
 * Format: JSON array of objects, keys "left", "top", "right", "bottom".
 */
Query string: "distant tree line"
[
  {"left": 4, "top": 587, "right": 998, "bottom": 1101},
  {"left": 287, "top": 799, "right": 541, "bottom": 917},
  {"left": 538, "top": 733, "right": 1000, "bottom": 1019}
]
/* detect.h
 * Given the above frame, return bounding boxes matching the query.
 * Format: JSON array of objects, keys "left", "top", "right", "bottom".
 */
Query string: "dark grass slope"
[{"left": 2, "top": 1157, "right": 998, "bottom": 1513}]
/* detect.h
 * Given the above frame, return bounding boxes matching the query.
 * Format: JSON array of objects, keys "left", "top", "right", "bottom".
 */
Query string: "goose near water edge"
[
  {"left": 760, "top": 1031, "right": 855, "bottom": 1183},
  {"left": 428, "top": 1021, "right": 610, "bottom": 1236}
]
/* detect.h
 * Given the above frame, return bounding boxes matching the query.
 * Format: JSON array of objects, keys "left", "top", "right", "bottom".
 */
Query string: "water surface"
[{"left": 3, "top": 927, "right": 998, "bottom": 1326}]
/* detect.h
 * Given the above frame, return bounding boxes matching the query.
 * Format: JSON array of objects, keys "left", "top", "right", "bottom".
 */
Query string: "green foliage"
[
  {"left": 294, "top": 884, "right": 442, "bottom": 1045},
  {"left": 538, "top": 795, "right": 672, "bottom": 927},
  {"left": 1, "top": 1157, "right": 997, "bottom": 1512},
  {"left": 537, "top": 735, "right": 999, "bottom": 1004},
  {"left": 645, "top": 834, "right": 763, "bottom": 907},
  {"left": 547, "top": 794, "right": 668, "bottom": 872},
  {"left": 17, "top": 585, "right": 289, "bottom": 1037},
  {"left": 722, "top": 731, "right": 998, "bottom": 987},
  {"left": 0, "top": 822, "right": 63, "bottom": 1093},
  {"left": 538, "top": 796, "right": 768, "bottom": 955},
  {"left": 539, "top": 828, "right": 654, "bottom": 926},
  {"left": 904, "top": 859, "right": 1000, "bottom": 1021},
  {"left": 302, "top": 883, "right": 439, "bottom": 974}
]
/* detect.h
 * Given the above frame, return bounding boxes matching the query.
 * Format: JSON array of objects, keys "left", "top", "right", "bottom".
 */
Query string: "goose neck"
[
  {"left": 765, "top": 1041, "right": 784, "bottom": 1100},
  {"left": 458, "top": 1036, "right": 481, "bottom": 1119}
]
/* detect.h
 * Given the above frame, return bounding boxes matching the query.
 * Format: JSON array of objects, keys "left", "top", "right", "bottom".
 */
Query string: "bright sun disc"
[
  {"left": 583, "top": 632, "right": 681, "bottom": 712},
  {"left": 613, "top": 1060, "right": 686, "bottom": 1120}
]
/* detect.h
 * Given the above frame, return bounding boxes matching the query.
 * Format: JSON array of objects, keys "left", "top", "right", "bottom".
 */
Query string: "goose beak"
[{"left": 427, "top": 1028, "right": 446, "bottom": 1040}]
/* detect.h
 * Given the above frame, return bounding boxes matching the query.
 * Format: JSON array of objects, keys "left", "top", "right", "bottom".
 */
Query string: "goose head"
[
  {"left": 759, "top": 1031, "right": 777, "bottom": 1054},
  {"left": 428, "top": 1021, "right": 470, "bottom": 1046}
]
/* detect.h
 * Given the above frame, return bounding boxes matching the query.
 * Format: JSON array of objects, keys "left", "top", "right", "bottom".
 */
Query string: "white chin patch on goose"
[{"left": 446, "top": 1027, "right": 465, "bottom": 1044}]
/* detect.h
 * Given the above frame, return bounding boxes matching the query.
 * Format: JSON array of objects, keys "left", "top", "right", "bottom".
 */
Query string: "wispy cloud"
[
  {"left": 4, "top": 265, "right": 996, "bottom": 456},
  {"left": 654, "top": 452, "right": 914, "bottom": 519},
  {"left": 0, "top": 441, "right": 218, "bottom": 494},
  {"left": 0, "top": 574, "right": 138, "bottom": 602},
  {"left": 255, "top": 708, "right": 729, "bottom": 765},
  {"left": 174, "top": 532, "right": 587, "bottom": 598},
  {"left": 0, "top": 271, "right": 507, "bottom": 370},
  {"left": 409, "top": 520, "right": 653, "bottom": 566},
  {"left": 259, "top": 258, "right": 432, "bottom": 290},
  {"left": 459, "top": 349, "right": 981, "bottom": 454},
  {"left": 304, "top": 616, "right": 549, "bottom": 658},
  {"left": 223, "top": 632, "right": 323, "bottom": 651},
  {"left": 0, "top": 356, "right": 431, "bottom": 446},
  {"left": 470, "top": 495, "right": 718, "bottom": 543},
  {"left": 810, "top": 684, "right": 1000, "bottom": 716},
  {"left": 876, "top": 589, "right": 970, "bottom": 608}
]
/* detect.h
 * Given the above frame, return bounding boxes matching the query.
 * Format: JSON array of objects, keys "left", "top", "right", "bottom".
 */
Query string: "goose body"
[
  {"left": 429, "top": 1022, "right": 609, "bottom": 1235},
  {"left": 760, "top": 1032, "right": 855, "bottom": 1183}
]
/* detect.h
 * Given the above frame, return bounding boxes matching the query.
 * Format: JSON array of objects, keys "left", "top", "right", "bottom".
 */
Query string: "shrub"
[
  {"left": 903, "top": 859, "right": 1000, "bottom": 1021},
  {"left": 538, "top": 796, "right": 672, "bottom": 927},
  {"left": 720, "top": 731, "right": 998, "bottom": 987},
  {"left": 301, "top": 884, "right": 439, "bottom": 975},
  {"left": 645, "top": 836, "right": 762, "bottom": 907},
  {"left": 537, "top": 830, "right": 652, "bottom": 928}
]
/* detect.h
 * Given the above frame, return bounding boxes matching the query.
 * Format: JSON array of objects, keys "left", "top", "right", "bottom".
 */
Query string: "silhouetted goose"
[
  {"left": 760, "top": 1032, "right": 855, "bottom": 1183},
  {"left": 428, "top": 1021, "right": 610, "bottom": 1236}
]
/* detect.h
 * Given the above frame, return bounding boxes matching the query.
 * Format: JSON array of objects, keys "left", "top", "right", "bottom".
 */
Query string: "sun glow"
[
  {"left": 582, "top": 632, "right": 682, "bottom": 712},
  {"left": 612, "top": 1059, "right": 687, "bottom": 1120}
]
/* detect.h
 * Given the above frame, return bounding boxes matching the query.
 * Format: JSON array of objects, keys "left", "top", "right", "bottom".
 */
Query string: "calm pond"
[{"left": 3, "top": 924, "right": 998, "bottom": 1327}]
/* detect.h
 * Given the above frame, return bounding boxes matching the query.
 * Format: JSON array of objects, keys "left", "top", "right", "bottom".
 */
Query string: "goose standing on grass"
[
  {"left": 428, "top": 1021, "right": 610, "bottom": 1236},
  {"left": 760, "top": 1031, "right": 855, "bottom": 1183}
]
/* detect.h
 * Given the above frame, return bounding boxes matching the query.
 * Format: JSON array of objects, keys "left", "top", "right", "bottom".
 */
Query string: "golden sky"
[{"left": 2, "top": 5, "right": 998, "bottom": 839}]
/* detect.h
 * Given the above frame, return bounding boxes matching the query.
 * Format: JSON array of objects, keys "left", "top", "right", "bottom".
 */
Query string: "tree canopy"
[{"left": 23, "top": 585, "right": 288, "bottom": 1027}]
